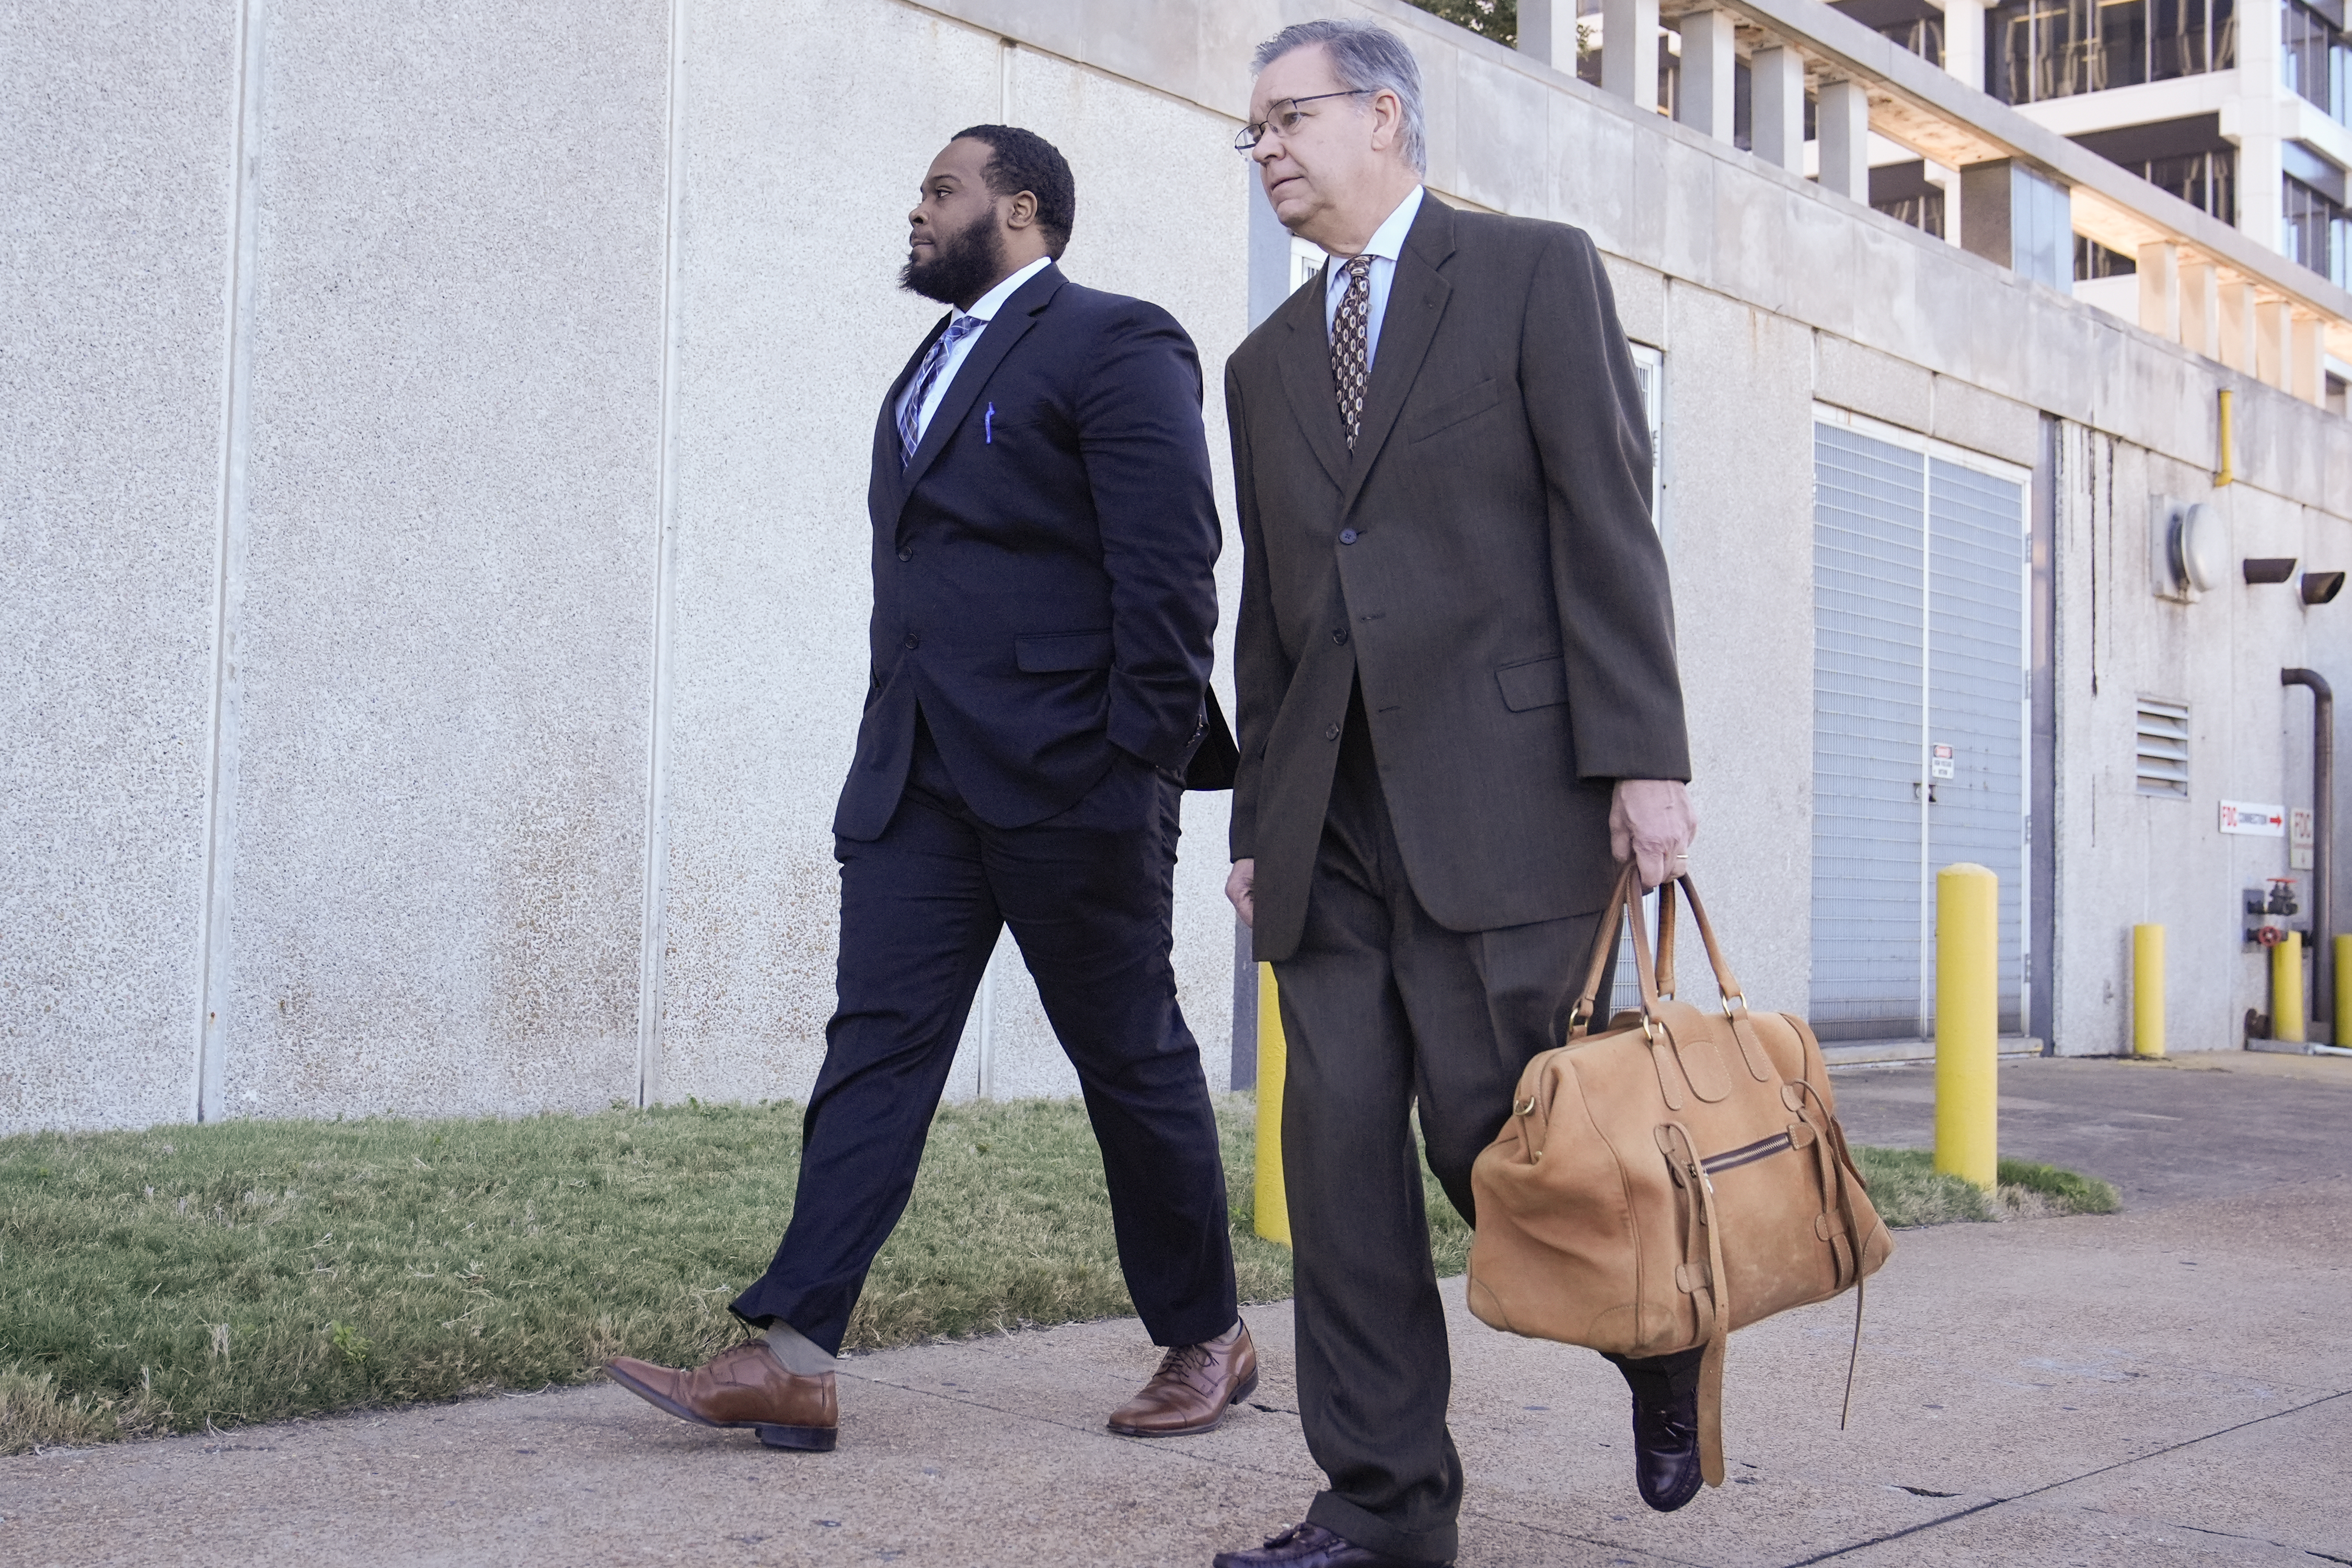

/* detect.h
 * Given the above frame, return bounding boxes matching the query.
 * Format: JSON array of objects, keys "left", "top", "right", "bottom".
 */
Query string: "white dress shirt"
[
  {"left": 896, "top": 255, "right": 1054, "bottom": 449},
  {"left": 1319, "top": 185, "right": 1424, "bottom": 372}
]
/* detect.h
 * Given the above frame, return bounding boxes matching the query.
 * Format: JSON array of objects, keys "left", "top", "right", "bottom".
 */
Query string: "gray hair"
[{"left": 1250, "top": 19, "right": 1427, "bottom": 176}]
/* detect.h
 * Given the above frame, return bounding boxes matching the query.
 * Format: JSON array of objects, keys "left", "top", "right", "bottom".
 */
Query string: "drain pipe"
[{"left": 2282, "top": 668, "right": 2333, "bottom": 1035}]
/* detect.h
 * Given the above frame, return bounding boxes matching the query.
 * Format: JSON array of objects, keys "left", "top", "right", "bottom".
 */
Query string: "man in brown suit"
[{"left": 1214, "top": 20, "right": 1701, "bottom": 1568}]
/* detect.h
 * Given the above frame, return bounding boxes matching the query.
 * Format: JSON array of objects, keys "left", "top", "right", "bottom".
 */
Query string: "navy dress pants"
[{"left": 730, "top": 720, "right": 1238, "bottom": 1355}]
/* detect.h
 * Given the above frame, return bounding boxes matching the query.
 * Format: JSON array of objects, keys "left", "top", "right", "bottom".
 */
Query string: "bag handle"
[
  {"left": 1569, "top": 862, "right": 1647, "bottom": 1038},
  {"left": 1569, "top": 867, "right": 1748, "bottom": 1040}
]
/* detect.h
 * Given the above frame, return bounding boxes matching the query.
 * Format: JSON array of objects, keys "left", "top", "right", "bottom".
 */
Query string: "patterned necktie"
[
  {"left": 899, "top": 313, "right": 986, "bottom": 467},
  {"left": 1330, "top": 253, "right": 1375, "bottom": 450}
]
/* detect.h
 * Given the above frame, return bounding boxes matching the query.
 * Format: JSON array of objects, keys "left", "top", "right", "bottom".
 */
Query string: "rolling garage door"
[{"left": 1812, "top": 414, "right": 2028, "bottom": 1040}]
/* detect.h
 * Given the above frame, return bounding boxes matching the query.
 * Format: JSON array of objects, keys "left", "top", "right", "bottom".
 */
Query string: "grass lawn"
[{"left": 0, "top": 1096, "right": 2111, "bottom": 1455}]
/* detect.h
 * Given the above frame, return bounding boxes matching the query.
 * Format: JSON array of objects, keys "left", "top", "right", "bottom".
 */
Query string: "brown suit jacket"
[{"left": 1225, "top": 194, "right": 1690, "bottom": 962}]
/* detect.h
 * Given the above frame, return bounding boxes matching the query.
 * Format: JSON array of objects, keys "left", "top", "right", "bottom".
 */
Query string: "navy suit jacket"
[{"left": 834, "top": 262, "right": 1224, "bottom": 841}]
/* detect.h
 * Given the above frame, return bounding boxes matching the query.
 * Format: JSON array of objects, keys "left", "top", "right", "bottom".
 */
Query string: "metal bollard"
[
  {"left": 1935, "top": 863, "right": 1999, "bottom": 1189},
  {"left": 2132, "top": 924, "right": 2165, "bottom": 1058},
  {"left": 2273, "top": 930, "right": 2307, "bottom": 1044},
  {"left": 1254, "top": 963, "right": 1292, "bottom": 1246},
  {"left": 2338, "top": 935, "right": 2352, "bottom": 1046}
]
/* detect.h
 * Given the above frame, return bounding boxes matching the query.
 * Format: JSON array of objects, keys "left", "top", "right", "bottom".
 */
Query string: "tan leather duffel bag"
[{"left": 1467, "top": 867, "right": 1893, "bottom": 1488}]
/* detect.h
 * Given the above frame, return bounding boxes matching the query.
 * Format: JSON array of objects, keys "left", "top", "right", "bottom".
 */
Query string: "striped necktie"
[
  {"left": 1330, "top": 254, "right": 1375, "bottom": 450},
  {"left": 898, "top": 313, "right": 986, "bottom": 467}
]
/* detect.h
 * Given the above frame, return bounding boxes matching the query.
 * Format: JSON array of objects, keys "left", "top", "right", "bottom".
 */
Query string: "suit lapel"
[
  {"left": 896, "top": 263, "right": 1065, "bottom": 510},
  {"left": 1273, "top": 273, "right": 1348, "bottom": 490},
  {"left": 1337, "top": 196, "right": 1457, "bottom": 520},
  {"left": 869, "top": 317, "right": 948, "bottom": 524}
]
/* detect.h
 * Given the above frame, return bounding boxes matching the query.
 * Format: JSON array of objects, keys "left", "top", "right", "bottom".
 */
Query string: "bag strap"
[
  {"left": 1785, "top": 1076, "right": 1875, "bottom": 1431},
  {"left": 1660, "top": 1122, "right": 1729, "bottom": 1489}
]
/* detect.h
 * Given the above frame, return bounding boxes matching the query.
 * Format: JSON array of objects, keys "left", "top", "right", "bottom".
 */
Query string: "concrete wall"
[
  {"left": 1, "top": 3, "right": 239, "bottom": 1130},
  {"left": 11, "top": 0, "right": 2352, "bottom": 1135}
]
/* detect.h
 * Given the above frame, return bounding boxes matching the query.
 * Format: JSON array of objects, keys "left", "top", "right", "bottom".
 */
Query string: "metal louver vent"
[{"left": 2136, "top": 699, "right": 2189, "bottom": 797}]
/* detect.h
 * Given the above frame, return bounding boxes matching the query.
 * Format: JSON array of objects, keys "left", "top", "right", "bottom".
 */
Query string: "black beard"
[{"left": 900, "top": 215, "right": 1008, "bottom": 306}]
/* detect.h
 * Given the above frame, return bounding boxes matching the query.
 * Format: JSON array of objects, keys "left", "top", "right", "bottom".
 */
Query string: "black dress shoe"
[
  {"left": 1615, "top": 1347, "right": 1706, "bottom": 1513},
  {"left": 1210, "top": 1521, "right": 1447, "bottom": 1568}
]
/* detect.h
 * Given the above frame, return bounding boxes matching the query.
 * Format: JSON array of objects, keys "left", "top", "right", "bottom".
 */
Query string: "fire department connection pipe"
[{"left": 2281, "top": 668, "right": 2332, "bottom": 1035}]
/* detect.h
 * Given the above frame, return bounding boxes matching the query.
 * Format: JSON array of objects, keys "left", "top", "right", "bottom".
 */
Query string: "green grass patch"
[
  {"left": 1853, "top": 1146, "right": 2122, "bottom": 1225},
  {"left": 0, "top": 1096, "right": 1472, "bottom": 1454},
  {"left": 2, "top": 1098, "right": 2103, "bottom": 1455}
]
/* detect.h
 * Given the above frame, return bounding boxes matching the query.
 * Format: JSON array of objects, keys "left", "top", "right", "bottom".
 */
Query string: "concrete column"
[
  {"left": 1602, "top": 0, "right": 1662, "bottom": 111},
  {"left": 1960, "top": 158, "right": 2072, "bottom": 291},
  {"left": 2257, "top": 297, "right": 2295, "bottom": 387},
  {"left": 1926, "top": 160, "right": 1963, "bottom": 244},
  {"left": 1516, "top": 0, "right": 1577, "bottom": 72},
  {"left": 2236, "top": 133, "right": 2286, "bottom": 252},
  {"left": 2218, "top": 280, "right": 2259, "bottom": 372},
  {"left": 1677, "top": 7, "right": 1738, "bottom": 140},
  {"left": 1942, "top": 0, "right": 1987, "bottom": 91},
  {"left": 2180, "top": 261, "right": 2220, "bottom": 358},
  {"left": 2137, "top": 241, "right": 2181, "bottom": 339},
  {"left": 1817, "top": 78, "right": 1871, "bottom": 200},
  {"left": 2293, "top": 316, "right": 2328, "bottom": 404},
  {"left": 1751, "top": 44, "right": 1807, "bottom": 172}
]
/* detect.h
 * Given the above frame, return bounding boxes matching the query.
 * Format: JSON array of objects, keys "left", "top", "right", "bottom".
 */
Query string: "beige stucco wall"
[{"left": 10, "top": 0, "right": 2352, "bottom": 1135}]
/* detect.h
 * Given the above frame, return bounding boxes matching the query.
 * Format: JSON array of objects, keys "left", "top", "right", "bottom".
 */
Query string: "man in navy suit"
[{"left": 606, "top": 126, "right": 1254, "bottom": 1454}]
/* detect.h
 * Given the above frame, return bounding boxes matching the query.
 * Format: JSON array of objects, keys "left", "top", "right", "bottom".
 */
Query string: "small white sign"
[
  {"left": 2292, "top": 807, "right": 2316, "bottom": 870},
  {"left": 2220, "top": 800, "right": 2287, "bottom": 837},
  {"left": 1930, "top": 743, "right": 1955, "bottom": 780}
]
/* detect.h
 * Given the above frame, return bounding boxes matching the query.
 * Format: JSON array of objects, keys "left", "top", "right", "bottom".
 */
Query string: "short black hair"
[{"left": 952, "top": 124, "right": 1076, "bottom": 258}]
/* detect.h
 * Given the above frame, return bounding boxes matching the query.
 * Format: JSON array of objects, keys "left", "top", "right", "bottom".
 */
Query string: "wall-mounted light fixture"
[
  {"left": 2243, "top": 557, "right": 2300, "bottom": 585},
  {"left": 2303, "top": 572, "right": 2345, "bottom": 605},
  {"left": 2151, "top": 498, "right": 2227, "bottom": 599}
]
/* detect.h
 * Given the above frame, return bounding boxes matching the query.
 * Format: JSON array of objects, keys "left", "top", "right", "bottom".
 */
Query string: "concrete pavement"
[{"left": 6, "top": 1053, "right": 2349, "bottom": 1567}]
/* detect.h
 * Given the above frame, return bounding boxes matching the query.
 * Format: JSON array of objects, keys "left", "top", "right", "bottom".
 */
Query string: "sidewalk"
[{"left": 6, "top": 1054, "right": 2348, "bottom": 1567}]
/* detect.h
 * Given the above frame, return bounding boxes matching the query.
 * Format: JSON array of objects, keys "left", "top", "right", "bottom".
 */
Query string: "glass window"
[
  {"left": 2284, "top": 175, "right": 2352, "bottom": 286},
  {"left": 1990, "top": 0, "right": 2235, "bottom": 103},
  {"left": 2282, "top": 1, "right": 2352, "bottom": 123},
  {"left": 2074, "top": 236, "right": 2140, "bottom": 278}
]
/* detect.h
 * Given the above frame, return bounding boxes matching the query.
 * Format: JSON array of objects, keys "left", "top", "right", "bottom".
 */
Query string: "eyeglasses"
[{"left": 1233, "top": 90, "right": 1373, "bottom": 153}]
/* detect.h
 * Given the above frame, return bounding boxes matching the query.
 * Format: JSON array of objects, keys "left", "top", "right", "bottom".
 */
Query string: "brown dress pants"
[{"left": 1270, "top": 700, "right": 1623, "bottom": 1564}]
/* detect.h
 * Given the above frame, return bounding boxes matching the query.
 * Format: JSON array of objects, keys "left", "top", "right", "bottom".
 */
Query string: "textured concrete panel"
[
  {"left": 653, "top": 1, "right": 1002, "bottom": 1107},
  {"left": 1602, "top": 255, "right": 1666, "bottom": 350},
  {"left": 1663, "top": 283, "right": 1817, "bottom": 1015},
  {"left": 1930, "top": 375, "right": 2038, "bottom": 466},
  {"left": 656, "top": 5, "right": 1251, "bottom": 1106},
  {"left": 1816, "top": 335, "right": 1933, "bottom": 434},
  {"left": 214, "top": 0, "right": 668, "bottom": 1117},
  {"left": 0, "top": 2, "right": 239, "bottom": 1133}
]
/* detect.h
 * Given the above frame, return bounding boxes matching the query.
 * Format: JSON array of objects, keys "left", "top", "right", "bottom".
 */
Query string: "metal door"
[{"left": 1811, "top": 421, "right": 2026, "bottom": 1039}]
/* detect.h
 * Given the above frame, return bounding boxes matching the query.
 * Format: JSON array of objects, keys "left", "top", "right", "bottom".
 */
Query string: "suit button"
[
  {"left": 897, "top": 546, "right": 913, "bottom": 562},
  {"left": 1332, "top": 628, "right": 1348, "bottom": 645},
  {"left": 1339, "top": 528, "right": 1359, "bottom": 545},
  {"left": 1324, "top": 723, "right": 1341, "bottom": 741},
  {"left": 903, "top": 632, "right": 920, "bottom": 650}
]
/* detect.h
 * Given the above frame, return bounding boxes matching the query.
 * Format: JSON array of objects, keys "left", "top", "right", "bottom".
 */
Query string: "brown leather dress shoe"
[
  {"left": 604, "top": 1341, "right": 837, "bottom": 1451},
  {"left": 1106, "top": 1320, "right": 1258, "bottom": 1436}
]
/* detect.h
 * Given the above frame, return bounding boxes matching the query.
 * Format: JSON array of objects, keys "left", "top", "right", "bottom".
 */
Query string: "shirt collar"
[
  {"left": 1321, "top": 186, "right": 1425, "bottom": 293},
  {"left": 953, "top": 255, "right": 1054, "bottom": 325},
  {"left": 1356, "top": 185, "right": 1424, "bottom": 266}
]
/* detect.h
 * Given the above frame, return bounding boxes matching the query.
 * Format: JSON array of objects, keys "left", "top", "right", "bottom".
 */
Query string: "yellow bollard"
[
  {"left": 1935, "top": 863, "right": 1999, "bottom": 1189},
  {"left": 2132, "top": 924, "right": 2166, "bottom": 1058},
  {"left": 2272, "top": 930, "right": 2306, "bottom": 1043},
  {"left": 2337, "top": 935, "right": 2352, "bottom": 1046},
  {"left": 1254, "top": 963, "right": 1291, "bottom": 1246}
]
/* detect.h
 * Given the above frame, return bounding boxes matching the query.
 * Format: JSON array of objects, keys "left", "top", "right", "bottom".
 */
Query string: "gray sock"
[{"left": 762, "top": 1320, "right": 837, "bottom": 1376}]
